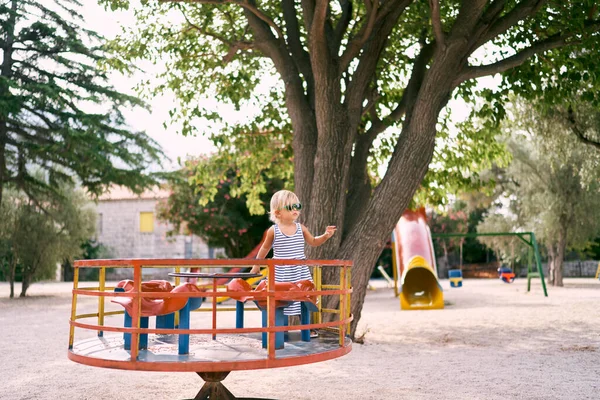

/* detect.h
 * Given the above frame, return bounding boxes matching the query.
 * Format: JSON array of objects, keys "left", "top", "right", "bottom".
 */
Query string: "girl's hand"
[{"left": 325, "top": 226, "right": 337, "bottom": 238}]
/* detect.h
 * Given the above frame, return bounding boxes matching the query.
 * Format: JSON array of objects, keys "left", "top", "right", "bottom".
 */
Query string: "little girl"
[{"left": 250, "top": 190, "right": 336, "bottom": 317}]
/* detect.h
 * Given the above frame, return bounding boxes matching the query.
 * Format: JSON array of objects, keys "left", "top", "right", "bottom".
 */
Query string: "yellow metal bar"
[
  {"left": 98, "top": 267, "right": 106, "bottom": 336},
  {"left": 322, "top": 308, "right": 341, "bottom": 314},
  {"left": 595, "top": 262, "right": 600, "bottom": 280},
  {"left": 175, "top": 266, "right": 181, "bottom": 284},
  {"left": 315, "top": 265, "right": 322, "bottom": 324},
  {"left": 391, "top": 238, "right": 399, "bottom": 297},
  {"left": 174, "top": 266, "right": 181, "bottom": 327},
  {"left": 68, "top": 267, "right": 80, "bottom": 349},
  {"left": 76, "top": 310, "right": 122, "bottom": 319},
  {"left": 322, "top": 284, "right": 340, "bottom": 289},
  {"left": 130, "top": 264, "right": 142, "bottom": 360},
  {"left": 346, "top": 268, "right": 351, "bottom": 332},
  {"left": 339, "top": 266, "right": 346, "bottom": 346}
]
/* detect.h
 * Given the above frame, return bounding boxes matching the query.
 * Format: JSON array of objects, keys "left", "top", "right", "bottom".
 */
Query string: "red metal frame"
[{"left": 69, "top": 258, "right": 353, "bottom": 373}]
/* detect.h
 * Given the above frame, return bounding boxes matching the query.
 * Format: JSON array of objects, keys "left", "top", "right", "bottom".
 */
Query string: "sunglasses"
[{"left": 282, "top": 203, "right": 302, "bottom": 211}]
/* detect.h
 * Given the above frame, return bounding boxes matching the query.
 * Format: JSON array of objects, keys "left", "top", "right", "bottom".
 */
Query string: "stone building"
[{"left": 95, "top": 186, "right": 215, "bottom": 262}]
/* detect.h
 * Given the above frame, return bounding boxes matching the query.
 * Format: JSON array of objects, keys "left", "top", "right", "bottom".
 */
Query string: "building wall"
[{"left": 96, "top": 198, "right": 211, "bottom": 259}]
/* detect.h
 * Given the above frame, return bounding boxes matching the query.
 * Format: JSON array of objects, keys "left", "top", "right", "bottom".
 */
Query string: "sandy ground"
[{"left": 1, "top": 277, "right": 599, "bottom": 400}]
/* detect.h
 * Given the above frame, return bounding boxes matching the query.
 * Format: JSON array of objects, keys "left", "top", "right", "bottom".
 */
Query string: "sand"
[{"left": 1, "top": 278, "right": 599, "bottom": 400}]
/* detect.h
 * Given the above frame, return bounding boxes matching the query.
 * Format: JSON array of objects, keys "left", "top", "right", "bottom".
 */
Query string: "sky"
[{"left": 80, "top": 0, "right": 216, "bottom": 170}]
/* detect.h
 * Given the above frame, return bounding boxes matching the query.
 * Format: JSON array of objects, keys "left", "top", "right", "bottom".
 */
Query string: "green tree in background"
[
  {"left": 0, "top": 0, "right": 164, "bottom": 208},
  {"left": 478, "top": 100, "right": 600, "bottom": 286},
  {"left": 429, "top": 204, "right": 468, "bottom": 270},
  {"left": 1, "top": 183, "right": 96, "bottom": 297},
  {"left": 61, "top": 239, "right": 110, "bottom": 282},
  {"left": 104, "top": 0, "right": 600, "bottom": 335},
  {"left": 0, "top": 189, "right": 21, "bottom": 293},
  {"left": 157, "top": 157, "right": 284, "bottom": 258}
]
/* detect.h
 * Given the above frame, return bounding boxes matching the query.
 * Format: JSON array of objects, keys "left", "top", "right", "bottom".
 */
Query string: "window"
[{"left": 139, "top": 212, "right": 154, "bottom": 233}]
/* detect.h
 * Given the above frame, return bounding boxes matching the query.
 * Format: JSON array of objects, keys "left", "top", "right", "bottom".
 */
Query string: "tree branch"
[
  {"left": 359, "top": 41, "right": 434, "bottom": 140},
  {"left": 449, "top": 0, "right": 488, "bottom": 40},
  {"left": 476, "top": 0, "right": 546, "bottom": 47},
  {"left": 300, "top": 0, "right": 316, "bottom": 32},
  {"left": 454, "top": 32, "right": 571, "bottom": 86},
  {"left": 165, "top": 0, "right": 284, "bottom": 39},
  {"left": 567, "top": 105, "right": 600, "bottom": 150},
  {"left": 429, "top": 0, "right": 444, "bottom": 48},
  {"left": 179, "top": 10, "right": 254, "bottom": 64},
  {"left": 339, "top": 0, "right": 380, "bottom": 73},
  {"left": 312, "top": 0, "right": 329, "bottom": 35},
  {"left": 282, "top": 0, "right": 314, "bottom": 105},
  {"left": 345, "top": 0, "right": 412, "bottom": 113},
  {"left": 333, "top": 0, "right": 352, "bottom": 52}
]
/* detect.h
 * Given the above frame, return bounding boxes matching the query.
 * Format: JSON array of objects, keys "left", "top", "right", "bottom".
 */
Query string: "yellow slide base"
[{"left": 400, "top": 267, "right": 444, "bottom": 310}]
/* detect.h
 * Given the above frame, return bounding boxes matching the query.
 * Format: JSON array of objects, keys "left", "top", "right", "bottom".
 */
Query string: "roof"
[{"left": 98, "top": 185, "right": 171, "bottom": 201}]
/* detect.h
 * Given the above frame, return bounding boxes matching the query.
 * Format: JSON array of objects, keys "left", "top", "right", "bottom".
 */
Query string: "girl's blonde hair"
[{"left": 269, "top": 190, "right": 300, "bottom": 223}]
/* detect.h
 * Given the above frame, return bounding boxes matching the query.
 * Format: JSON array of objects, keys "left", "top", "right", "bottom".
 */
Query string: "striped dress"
[{"left": 272, "top": 223, "right": 313, "bottom": 316}]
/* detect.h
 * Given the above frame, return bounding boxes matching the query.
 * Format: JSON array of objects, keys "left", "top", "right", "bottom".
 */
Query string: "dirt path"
[{"left": 1, "top": 278, "right": 599, "bottom": 399}]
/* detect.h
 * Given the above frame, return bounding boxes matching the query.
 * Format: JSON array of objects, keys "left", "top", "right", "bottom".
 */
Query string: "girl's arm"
[
  {"left": 250, "top": 227, "right": 275, "bottom": 273},
  {"left": 302, "top": 224, "right": 336, "bottom": 247}
]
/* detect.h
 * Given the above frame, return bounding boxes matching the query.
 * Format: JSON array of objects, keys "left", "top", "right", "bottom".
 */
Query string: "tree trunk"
[
  {"left": 0, "top": 141, "right": 5, "bottom": 208},
  {"left": 0, "top": 0, "right": 17, "bottom": 208},
  {"left": 20, "top": 271, "right": 30, "bottom": 297},
  {"left": 334, "top": 48, "right": 462, "bottom": 335},
  {"left": 290, "top": 110, "right": 318, "bottom": 210},
  {"left": 547, "top": 244, "right": 556, "bottom": 286},
  {"left": 442, "top": 242, "right": 449, "bottom": 273},
  {"left": 9, "top": 254, "right": 16, "bottom": 298},
  {"left": 553, "top": 226, "right": 568, "bottom": 287}
]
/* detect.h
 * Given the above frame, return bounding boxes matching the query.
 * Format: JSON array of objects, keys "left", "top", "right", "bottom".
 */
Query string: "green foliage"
[
  {"left": 100, "top": 0, "right": 525, "bottom": 209},
  {"left": 156, "top": 156, "right": 284, "bottom": 258},
  {"left": 478, "top": 98, "right": 600, "bottom": 263},
  {"left": 62, "top": 239, "right": 109, "bottom": 281},
  {"left": 0, "top": 0, "right": 165, "bottom": 207},
  {"left": 429, "top": 204, "right": 469, "bottom": 250},
  {"left": 476, "top": 215, "right": 531, "bottom": 266},
  {"left": 429, "top": 199, "right": 492, "bottom": 264},
  {"left": 0, "top": 182, "right": 96, "bottom": 296},
  {"left": 414, "top": 112, "right": 512, "bottom": 208}
]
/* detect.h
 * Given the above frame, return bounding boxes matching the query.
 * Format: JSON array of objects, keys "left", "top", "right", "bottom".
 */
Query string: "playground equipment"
[
  {"left": 498, "top": 267, "right": 516, "bottom": 283},
  {"left": 391, "top": 208, "right": 444, "bottom": 310},
  {"left": 448, "top": 269, "right": 463, "bottom": 288},
  {"left": 431, "top": 232, "right": 548, "bottom": 296},
  {"left": 68, "top": 258, "right": 352, "bottom": 400}
]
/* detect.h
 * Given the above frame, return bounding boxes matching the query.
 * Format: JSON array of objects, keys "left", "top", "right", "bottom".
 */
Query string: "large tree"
[
  {"left": 104, "top": 0, "right": 600, "bottom": 335},
  {"left": 478, "top": 100, "right": 600, "bottom": 286},
  {"left": 0, "top": 0, "right": 164, "bottom": 208}
]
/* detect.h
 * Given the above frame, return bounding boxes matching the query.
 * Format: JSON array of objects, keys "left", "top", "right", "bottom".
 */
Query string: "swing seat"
[
  {"left": 498, "top": 267, "right": 515, "bottom": 283},
  {"left": 448, "top": 269, "right": 463, "bottom": 288}
]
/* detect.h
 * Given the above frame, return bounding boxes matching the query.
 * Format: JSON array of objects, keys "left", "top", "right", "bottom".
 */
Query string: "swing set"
[{"left": 431, "top": 231, "right": 548, "bottom": 297}]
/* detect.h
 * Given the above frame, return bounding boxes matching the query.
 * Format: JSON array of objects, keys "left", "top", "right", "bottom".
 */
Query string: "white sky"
[{"left": 81, "top": 0, "right": 216, "bottom": 170}]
